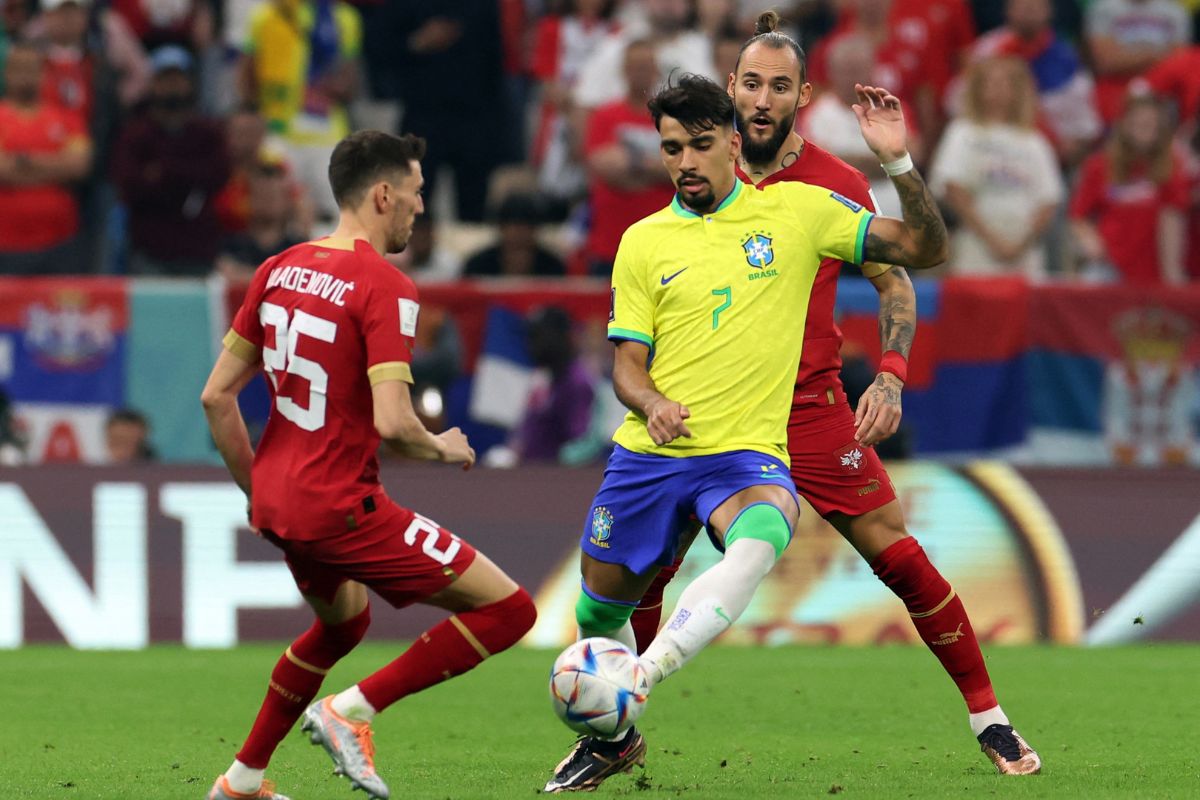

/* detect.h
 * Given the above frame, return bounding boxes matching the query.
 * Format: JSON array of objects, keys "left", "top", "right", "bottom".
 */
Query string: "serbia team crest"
[{"left": 742, "top": 234, "right": 774, "bottom": 268}]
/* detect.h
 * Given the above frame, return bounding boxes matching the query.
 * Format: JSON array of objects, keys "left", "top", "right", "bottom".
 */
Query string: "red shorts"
[
  {"left": 260, "top": 493, "right": 478, "bottom": 608},
  {"left": 787, "top": 394, "right": 897, "bottom": 519}
]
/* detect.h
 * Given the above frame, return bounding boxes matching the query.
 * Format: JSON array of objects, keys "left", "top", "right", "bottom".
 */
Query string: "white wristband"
[{"left": 881, "top": 153, "right": 914, "bottom": 176}]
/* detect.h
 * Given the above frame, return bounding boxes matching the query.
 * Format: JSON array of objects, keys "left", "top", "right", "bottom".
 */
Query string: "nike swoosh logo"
[{"left": 661, "top": 268, "right": 688, "bottom": 285}]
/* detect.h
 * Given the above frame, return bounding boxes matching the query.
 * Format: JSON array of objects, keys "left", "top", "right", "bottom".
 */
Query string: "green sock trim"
[
  {"left": 724, "top": 502, "right": 791, "bottom": 560},
  {"left": 575, "top": 587, "right": 636, "bottom": 634}
]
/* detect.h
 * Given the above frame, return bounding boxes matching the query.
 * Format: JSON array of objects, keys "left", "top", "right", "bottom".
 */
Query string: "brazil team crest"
[
  {"left": 589, "top": 506, "right": 613, "bottom": 548},
  {"left": 742, "top": 234, "right": 774, "bottom": 269}
]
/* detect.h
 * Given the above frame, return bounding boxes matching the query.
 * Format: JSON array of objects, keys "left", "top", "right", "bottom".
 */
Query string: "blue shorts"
[{"left": 581, "top": 446, "right": 799, "bottom": 574}]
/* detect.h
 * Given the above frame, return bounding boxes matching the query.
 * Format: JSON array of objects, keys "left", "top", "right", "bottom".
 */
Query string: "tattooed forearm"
[
  {"left": 863, "top": 168, "right": 949, "bottom": 269},
  {"left": 877, "top": 268, "right": 916, "bottom": 358}
]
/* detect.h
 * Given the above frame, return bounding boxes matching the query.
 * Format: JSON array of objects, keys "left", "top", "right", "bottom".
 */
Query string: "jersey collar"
[{"left": 670, "top": 177, "right": 743, "bottom": 219}]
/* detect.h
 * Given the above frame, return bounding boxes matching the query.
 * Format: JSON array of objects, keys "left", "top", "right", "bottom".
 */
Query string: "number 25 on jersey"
[{"left": 259, "top": 301, "right": 337, "bottom": 431}]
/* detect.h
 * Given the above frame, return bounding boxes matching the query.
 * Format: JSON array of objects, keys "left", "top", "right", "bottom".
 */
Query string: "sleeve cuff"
[
  {"left": 223, "top": 329, "right": 260, "bottom": 363},
  {"left": 367, "top": 361, "right": 414, "bottom": 385},
  {"left": 608, "top": 327, "right": 653, "bottom": 348},
  {"left": 854, "top": 212, "right": 874, "bottom": 265}
]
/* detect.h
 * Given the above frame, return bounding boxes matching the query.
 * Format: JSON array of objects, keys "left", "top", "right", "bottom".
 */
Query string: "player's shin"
[
  {"left": 350, "top": 587, "right": 536, "bottom": 717},
  {"left": 870, "top": 536, "right": 1002, "bottom": 728},
  {"left": 640, "top": 504, "right": 789, "bottom": 685},
  {"left": 231, "top": 607, "right": 371, "bottom": 785}
]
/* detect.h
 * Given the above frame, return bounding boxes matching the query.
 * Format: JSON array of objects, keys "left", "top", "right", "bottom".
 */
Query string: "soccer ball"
[{"left": 549, "top": 638, "right": 650, "bottom": 737}]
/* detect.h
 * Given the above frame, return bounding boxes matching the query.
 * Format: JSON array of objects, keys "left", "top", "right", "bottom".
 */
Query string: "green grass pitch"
[{"left": 2, "top": 644, "right": 1196, "bottom": 799}]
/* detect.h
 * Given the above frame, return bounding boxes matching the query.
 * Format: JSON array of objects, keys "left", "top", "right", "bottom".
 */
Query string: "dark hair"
[
  {"left": 647, "top": 73, "right": 735, "bottom": 134},
  {"left": 107, "top": 408, "right": 148, "bottom": 429},
  {"left": 734, "top": 10, "right": 807, "bottom": 82},
  {"left": 328, "top": 130, "right": 426, "bottom": 209}
]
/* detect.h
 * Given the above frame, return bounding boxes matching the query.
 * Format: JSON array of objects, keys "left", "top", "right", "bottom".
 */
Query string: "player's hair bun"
[{"left": 755, "top": 10, "right": 781, "bottom": 35}]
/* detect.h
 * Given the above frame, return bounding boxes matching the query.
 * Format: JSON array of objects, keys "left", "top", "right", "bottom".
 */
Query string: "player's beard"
[
  {"left": 737, "top": 107, "right": 796, "bottom": 166},
  {"left": 676, "top": 176, "right": 715, "bottom": 213}
]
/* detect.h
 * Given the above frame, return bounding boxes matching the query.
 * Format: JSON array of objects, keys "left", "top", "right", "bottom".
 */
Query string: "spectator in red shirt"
[
  {"left": 32, "top": 0, "right": 150, "bottom": 121},
  {"left": 112, "top": 45, "right": 230, "bottom": 275},
  {"left": 581, "top": 38, "right": 674, "bottom": 276},
  {"left": 1070, "top": 95, "right": 1188, "bottom": 286},
  {"left": 1085, "top": 0, "right": 1190, "bottom": 123},
  {"left": 0, "top": 40, "right": 92, "bottom": 275}
]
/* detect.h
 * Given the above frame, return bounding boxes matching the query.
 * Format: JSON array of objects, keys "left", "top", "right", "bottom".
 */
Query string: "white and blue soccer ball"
[{"left": 549, "top": 638, "right": 650, "bottom": 737}]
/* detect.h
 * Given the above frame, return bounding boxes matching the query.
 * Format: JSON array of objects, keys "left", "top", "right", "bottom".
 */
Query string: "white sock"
[
  {"left": 639, "top": 538, "right": 777, "bottom": 685},
  {"left": 578, "top": 619, "right": 636, "bottom": 651},
  {"left": 224, "top": 759, "right": 264, "bottom": 794},
  {"left": 969, "top": 705, "right": 1009, "bottom": 737},
  {"left": 331, "top": 685, "right": 377, "bottom": 723}
]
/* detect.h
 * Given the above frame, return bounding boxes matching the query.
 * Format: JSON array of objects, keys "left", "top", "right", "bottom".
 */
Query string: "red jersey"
[
  {"left": 1069, "top": 150, "right": 1189, "bottom": 286},
  {"left": 227, "top": 237, "right": 419, "bottom": 540},
  {"left": 736, "top": 142, "right": 885, "bottom": 403},
  {"left": 0, "top": 101, "right": 87, "bottom": 252}
]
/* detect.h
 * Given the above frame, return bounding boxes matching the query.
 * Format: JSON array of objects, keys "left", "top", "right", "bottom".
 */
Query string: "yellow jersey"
[{"left": 608, "top": 178, "right": 873, "bottom": 462}]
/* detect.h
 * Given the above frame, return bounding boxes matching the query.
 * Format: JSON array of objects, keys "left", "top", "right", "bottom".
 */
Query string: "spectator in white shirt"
[{"left": 930, "top": 56, "right": 1064, "bottom": 279}]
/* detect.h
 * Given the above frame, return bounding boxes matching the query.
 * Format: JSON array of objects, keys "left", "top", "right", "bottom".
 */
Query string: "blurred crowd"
[{"left": 1, "top": 0, "right": 1200, "bottom": 286}]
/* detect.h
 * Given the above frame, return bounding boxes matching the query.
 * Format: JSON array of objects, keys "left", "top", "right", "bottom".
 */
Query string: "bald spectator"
[
  {"left": 0, "top": 41, "right": 92, "bottom": 275},
  {"left": 1086, "top": 0, "right": 1190, "bottom": 123},
  {"left": 582, "top": 39, "right": 675, "bottom": 276},
  {"left": 967, "top": 0, "right": 1101, "bottom": 165}
]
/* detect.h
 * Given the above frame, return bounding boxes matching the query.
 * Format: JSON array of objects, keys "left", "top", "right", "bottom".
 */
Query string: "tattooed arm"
[
  {"left": 873, "top": 267, "right": 916, "bottom": 360},
  {"left": 852, "top": 267, "right": 916, "bottom": 445},
  {"left": 851, "top": 84, "right": 950, "bottom": 270}
]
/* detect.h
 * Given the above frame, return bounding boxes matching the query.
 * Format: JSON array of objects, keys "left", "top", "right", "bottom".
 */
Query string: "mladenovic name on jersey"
[{"left": 266, "top": 264, "right": 357, "bottom": 307}]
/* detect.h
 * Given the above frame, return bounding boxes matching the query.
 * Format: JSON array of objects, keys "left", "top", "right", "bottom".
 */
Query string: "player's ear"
[
  {"left": 730, "top": 129, "right": 741, "bottom": 162},
  {"left": 726, "top": 71, "right": 736, "bottom": 97},
  {"left": 373, "top": 181, "right": 389, "bottom": 213},
  {"left": 797, "top": 80, "right": 813, "bottom": 109}
]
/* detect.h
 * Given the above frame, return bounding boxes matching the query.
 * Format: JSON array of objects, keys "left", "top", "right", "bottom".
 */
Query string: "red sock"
[
  {"left": 358, "top": 587, "right": 537, "bottom": 713},
  {"left": 871, "top": 537, "right": 998, "bottom": 713},
  {"left": 631, "top": 558, "right": 683, "bottom": 654},
  {"left": 236, "top": 607, "right": 371, "bottom": 768}
]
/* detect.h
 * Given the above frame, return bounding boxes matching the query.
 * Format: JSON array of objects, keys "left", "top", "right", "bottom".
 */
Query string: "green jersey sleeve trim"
[
  {"left": 608, "top": 327, "right": 653, "bottom": 348},
  {"left": 854, "top": 212, "right": 874, "bottom": 265}
]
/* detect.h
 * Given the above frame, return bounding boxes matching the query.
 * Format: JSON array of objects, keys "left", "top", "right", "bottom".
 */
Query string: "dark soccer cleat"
[
  {"left": 206, "top": 776, "right": 291, "bottom": 800},
  {"left": 301, "top": 696, "right": 391, "bottom": 799},
  {"left": 977, "top": 723, "right": 1042, "bottom": 775},
  {"left": 542, "top": 727, "right": 647, "bottom": 793}
]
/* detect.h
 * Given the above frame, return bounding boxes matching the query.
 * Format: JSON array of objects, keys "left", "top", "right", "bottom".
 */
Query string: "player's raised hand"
[
  {"left": 436, "top": 427, "right": 477, "bottom": 471},
  {"left": 645, "top": 397, "right": 693, "bottom": 446},
  {"left": 853, "top": 373, "right": 903, "bottom": 446},
  {"left": 851, "top": 84, "right": 908, "bottom": 164}
]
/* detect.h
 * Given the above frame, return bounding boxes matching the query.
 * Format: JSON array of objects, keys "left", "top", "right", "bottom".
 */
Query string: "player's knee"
[
  {"left": 457, "top": 586, "right": 537, "bottom": 658},
  {"left": 503, "top": 586, "right": 538, "bottom": 639},
  {"left": 575, "top": 587, "right": 636, "bottom": 635},
  {"left": 725, "top": 502, "right": 792, "bottom": 561}
]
